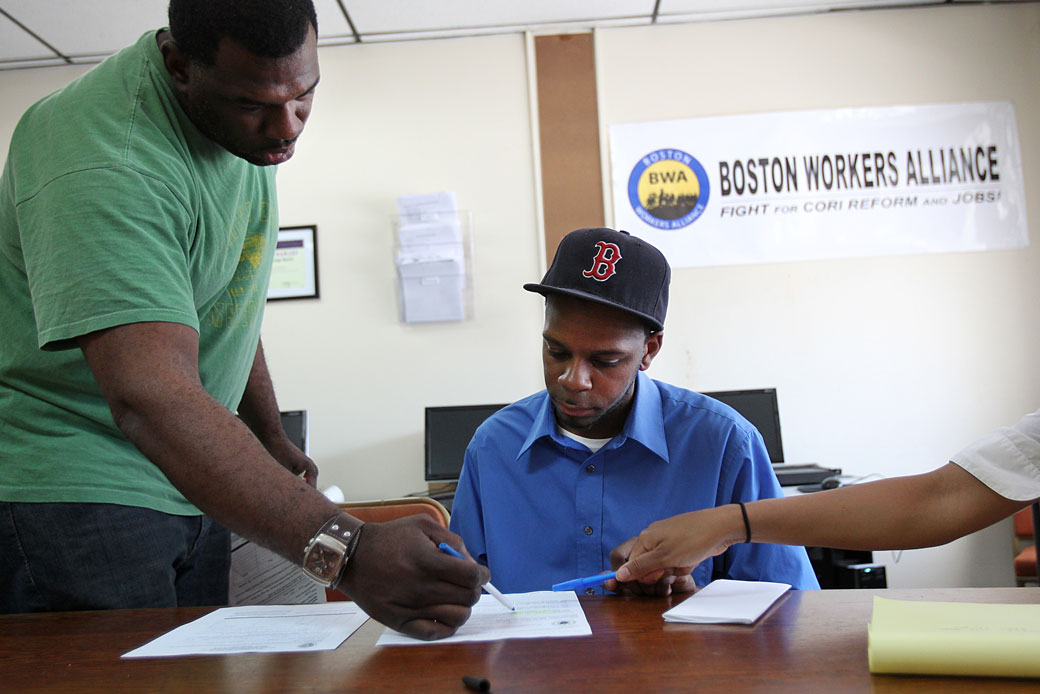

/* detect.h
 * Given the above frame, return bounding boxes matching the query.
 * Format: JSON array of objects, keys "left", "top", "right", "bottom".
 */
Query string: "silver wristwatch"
[{"left": 301, "top": 513, "right": 364, "bottom": 587}]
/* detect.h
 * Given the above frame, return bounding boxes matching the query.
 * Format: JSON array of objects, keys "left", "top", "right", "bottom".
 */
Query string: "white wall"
[
  {"left": 266, "top": 33, "right": 544, "bottom": 500},
  {"left": 2, "top": 3, "right": 1036, "bottom": 589},
  {"left": 595, "top": 3, "right": 1040, "bottom": 587}
]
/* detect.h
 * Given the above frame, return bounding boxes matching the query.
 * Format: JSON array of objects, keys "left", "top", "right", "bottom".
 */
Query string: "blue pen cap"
[{"left": 551, "top": 571, "right": 617, "bottom": 592}]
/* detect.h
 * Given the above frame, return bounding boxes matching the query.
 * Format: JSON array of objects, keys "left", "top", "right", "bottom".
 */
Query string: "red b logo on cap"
[{"left": 582, "top": 241, "right": 622, "bottom": 281}]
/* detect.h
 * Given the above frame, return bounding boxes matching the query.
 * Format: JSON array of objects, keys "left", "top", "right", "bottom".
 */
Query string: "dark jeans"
[{"left": 0, "top": 501, "right": 229, "bottom": 613}]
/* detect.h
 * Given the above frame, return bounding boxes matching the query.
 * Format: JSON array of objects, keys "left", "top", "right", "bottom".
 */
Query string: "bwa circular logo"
[{"left": 627, "top": 149, "right": 710, "bottom": 229}]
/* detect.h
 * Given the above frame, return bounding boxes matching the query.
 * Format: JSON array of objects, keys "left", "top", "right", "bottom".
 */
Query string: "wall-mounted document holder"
[{"left": 393, "top": 209, "right": 474, "bottom": 323}]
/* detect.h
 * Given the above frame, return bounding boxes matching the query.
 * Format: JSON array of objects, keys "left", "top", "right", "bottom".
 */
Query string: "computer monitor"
[
  {"left": 280, "top": 410, "right": 308, "bottom": 454},
  {"left": 425, "top": 404, "right": 508, "bottom": 481},
  {"left": 703, "top": 389, "right": 784, "bottom": 463}
]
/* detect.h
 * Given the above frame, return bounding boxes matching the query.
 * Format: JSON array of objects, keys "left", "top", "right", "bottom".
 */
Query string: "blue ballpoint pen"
[
  {"left": 551, "top": 571, "right": 618, "bottom": 592},
  {"left": 438, "top": 542, "right": 515, "bottom": 611}
]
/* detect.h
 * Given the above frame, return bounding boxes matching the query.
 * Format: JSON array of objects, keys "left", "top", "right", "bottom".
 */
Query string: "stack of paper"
[
  {"left": 868, "top": 597, "right": 1040, "bottom": 678},
  {"left": 662, "top": 579, "right": 790, "bottom": 624},
  {"left": 394, "top": 191, "right": 467, "bottom": 323}
]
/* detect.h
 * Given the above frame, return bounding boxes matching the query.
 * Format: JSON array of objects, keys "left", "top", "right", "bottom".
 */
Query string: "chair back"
[
  {"left": 326, "top": 497, "right": 451, "bottom": 601},
  {"left": 1013, "top": 507, "right": 1034, "bottom": 537},
  {"left": 339, "top": 497, "right": 449, "bottom": 527},
  {"left": 1011, "top": 502, "right": 1040, "bottom": 587}
]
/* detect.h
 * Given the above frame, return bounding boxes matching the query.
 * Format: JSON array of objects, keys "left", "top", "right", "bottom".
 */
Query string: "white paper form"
[
  {"left": 396, "top": 221, "right": 463, "bottom": 248},
  {"left": 396, "top": 190, "right": 459, "bottom": 224},
  {"left": 662, "top": 579, "right": 790, "bottom": 625},
  {"left": 396, "top": 232, "right": 466, "bottom": 282},
  {"left": 122, "top": 603, "right": 369, "bottom": 658},
  {"left": 376, "top": 591, "right": 592, "bottom": 646},
  {"left": 228, "top": 533, "right": 325, "bottom": 606},
  {"left": 397, "top": 256, "right": 466, "bottom": 322}
]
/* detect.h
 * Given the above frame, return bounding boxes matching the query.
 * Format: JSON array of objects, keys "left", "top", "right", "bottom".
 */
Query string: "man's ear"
[
  {"left": 159, "top": 36, "right": 192, "bottom": 89},
  {"left": 640, "top": 331, "right": 663, "bottom": 370}
]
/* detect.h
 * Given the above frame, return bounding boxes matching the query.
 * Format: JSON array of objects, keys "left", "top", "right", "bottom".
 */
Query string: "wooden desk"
[{"left": 2, "top": 588, "right": 1037, "bottom": 693}]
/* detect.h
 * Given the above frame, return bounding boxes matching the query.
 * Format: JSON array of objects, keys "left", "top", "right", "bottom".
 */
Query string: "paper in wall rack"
[{"left": 393, "top": 191, "right": 474, "bottom": 323}]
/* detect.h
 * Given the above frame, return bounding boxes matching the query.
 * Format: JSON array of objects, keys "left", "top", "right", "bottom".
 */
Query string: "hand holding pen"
[
  {"left": 438, "top": 543, "right": 515, "bottom": 611},
  {"left": 335, "top": 516, "right": 488, "bottom": 641},
  {"left": 603, "top": 536, "right": 699, "bottom": 596}
]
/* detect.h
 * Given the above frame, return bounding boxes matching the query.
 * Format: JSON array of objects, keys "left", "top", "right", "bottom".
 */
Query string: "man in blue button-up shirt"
[{"left": 449, "top": 228, "right": 819, "bottom": 594}]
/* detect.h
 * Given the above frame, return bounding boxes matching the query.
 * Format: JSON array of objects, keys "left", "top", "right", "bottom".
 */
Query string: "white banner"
[{"left": 609, "top": 102, "right": 1028, "bottom": 268}]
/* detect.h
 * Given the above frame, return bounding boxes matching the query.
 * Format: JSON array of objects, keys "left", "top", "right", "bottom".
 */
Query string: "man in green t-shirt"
[{"left": 0, "top": 0, "right": 486, "bottom": 641}]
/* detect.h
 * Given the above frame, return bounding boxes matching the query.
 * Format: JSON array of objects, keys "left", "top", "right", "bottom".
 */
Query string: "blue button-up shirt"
[{"left": 450, "top": 372, "right": 819, "bottom": 593}]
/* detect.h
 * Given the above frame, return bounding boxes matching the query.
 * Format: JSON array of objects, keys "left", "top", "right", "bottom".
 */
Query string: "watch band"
[
  {"left": 340, "top": 518, "right": 364, "bottom": 561},
  {"left": 301, "top": 512, "right": 364, "bottom": 587}
]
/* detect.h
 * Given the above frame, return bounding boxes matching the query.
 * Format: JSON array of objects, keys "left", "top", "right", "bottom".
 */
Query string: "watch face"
[{"left": 305, "top": 536, "right": 346, "bottom": 583}]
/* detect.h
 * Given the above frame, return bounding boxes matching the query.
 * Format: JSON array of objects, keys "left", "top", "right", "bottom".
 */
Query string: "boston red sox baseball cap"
[{"left": 524, "top": 227, "right": 670, "bottom": 331}]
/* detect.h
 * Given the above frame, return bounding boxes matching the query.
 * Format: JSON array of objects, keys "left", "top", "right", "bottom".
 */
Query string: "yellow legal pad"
[{"left": 868, "top": 596, "right": 1040, "bottom": 678}]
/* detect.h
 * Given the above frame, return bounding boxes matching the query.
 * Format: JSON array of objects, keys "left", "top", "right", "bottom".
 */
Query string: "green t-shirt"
[{"left": 0, "top": 31, "right": 278, "bottom": 514}]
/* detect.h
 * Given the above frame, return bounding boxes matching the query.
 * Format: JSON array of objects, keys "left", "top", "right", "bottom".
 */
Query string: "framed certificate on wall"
[{"left": 268, "top": 225, "right": 319, "bottom": 301}]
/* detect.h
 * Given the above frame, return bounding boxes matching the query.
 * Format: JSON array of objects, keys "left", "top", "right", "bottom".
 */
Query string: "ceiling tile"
[
  {"left": 351, "top": 16, "right": 653, "bottom": 45},
  {"left": 344, "top": 0, "right": 655, "bottom": 36},
  {"left": 313, "top": 0, "right": 356, "bottom": 39},
  {"left": 0, "top": 0, "right": 960, "bottom": 71},
  {"left": 0, "top": 0, "right": 351, "bottom": 63},
  {"left": 2, "top": 0, "right": 167, "bottom": 58},
  {"left": 657, "top": 0, "right": 935, "bottom": 16},
  {"left": 0, "top": 7, "right": 56, "bottom": 61}
]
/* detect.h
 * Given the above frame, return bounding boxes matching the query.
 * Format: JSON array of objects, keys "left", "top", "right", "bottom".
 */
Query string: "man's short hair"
[{"left": 168, "top": 0, "right": 318, "bottom": 64}]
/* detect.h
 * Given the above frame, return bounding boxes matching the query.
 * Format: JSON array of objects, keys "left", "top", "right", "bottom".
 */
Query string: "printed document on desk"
[
  {"left": 663, "top": 579, "right": 791, "bottom": 624},
  {"left": 122, "top": 603, "right": 369, "bottom": 658},
  {"left": 377, "top": 591, "right": 592, "bottom": 646}
]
